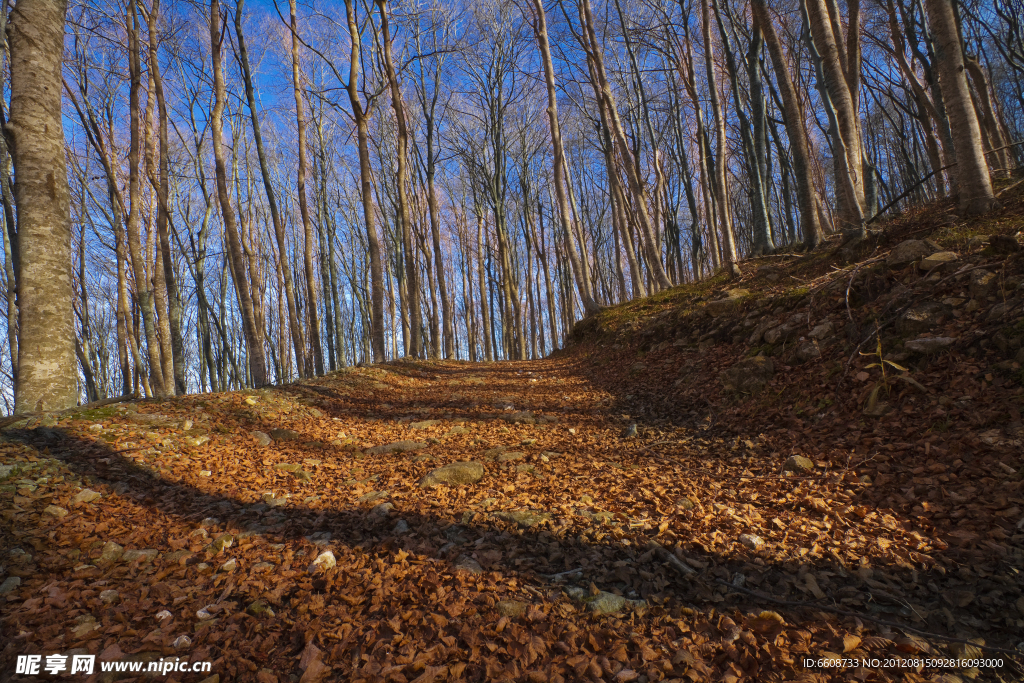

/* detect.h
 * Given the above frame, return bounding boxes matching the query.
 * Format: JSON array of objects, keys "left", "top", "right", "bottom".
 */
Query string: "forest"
[{"left": 0, "top": 0, "right": 1020, "bottom": 412}]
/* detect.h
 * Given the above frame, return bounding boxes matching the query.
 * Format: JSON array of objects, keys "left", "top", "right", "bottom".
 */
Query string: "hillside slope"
[{"left": 2, "top": 184, "right": 1024, "bottom": 682}]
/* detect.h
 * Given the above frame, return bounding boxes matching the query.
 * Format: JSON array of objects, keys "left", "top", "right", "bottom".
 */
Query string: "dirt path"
[{"left": 1, "top": 358, "right": 1020, "bottom": 682}]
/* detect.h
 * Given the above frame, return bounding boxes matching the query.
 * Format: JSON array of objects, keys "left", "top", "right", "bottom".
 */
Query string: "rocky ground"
[{"left": 3, "top": 184, "right": 1024, "bottom": 682}]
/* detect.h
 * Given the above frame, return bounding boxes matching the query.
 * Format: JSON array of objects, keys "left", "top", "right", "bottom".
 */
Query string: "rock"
[
  {"left": 739, "top": 533, "right": 765, "bottom": 550},
  {"left": 172, "top": 635, "right": 192, "bottom": 650},
  {"left": 419, "top": 461, "right": 485, "bottom": 488},
  {"left": 919, "top": 251, "right": 958, "bottom": 271},
  {"left": 71, "top": 614, "right": 100, "bottom": 639},
  {"left": 410, "top": 420, "right": 440, "bottom": 429},
  {"left": 495, "top": 600, "right": 529, "bottom": 618},
  {"left": 447, "top": 426, "right": 470, "bottom": 435},
  {"left": 252, "top": 562, "right": 275, "bottom": 573},
  {"left": 897, "top": 300, "right": 950, "bottom": 335},
  {"left": 365, "top": 440, "right": 427, "bottom": 455},
  {"left": 496, "top": 451, "right": 525, "bottom": 462},
  {"left": 393, "top": 519, "right": 410, "bottom": 534},
  {"left": 506, "top": 411, "right": 536, "bottom": 424},
  {"left": 247, "top": 599, "right": 276, "bottom": 617},
  {"left": 586, "top": 591, "right": 646, "bottom": 615},
  {"left": 244, "top": 397, "right": 259, "bottom": 406},
  {"left": 269, "top": 429, "right": 301, "bottom": 442},
  {"left": 969, "top": 270, "right": 998, "bottom": 299},
  {"left": 99, "top": 589, "right": 119, "bottom": 604},
  {"left": 253, "top": 431, "right": 272, "bottom": 446},
  {"left": 763, "top": 323, "right": 798, "bottom": 346},
  {"left": 905, "top": 336, "right": 957, "bottom": 354},
  {"left": 720, "top": 356, "right": 775, "bottom": 395},
  {"left": 73, "top": 489, "right": 102, "bottom": 505},
  {"left": 368, "top": 502, "right": 394, "bottom": 519},
  {"left": 208, "top": 533, "right": 234, "bottom": 553},
  {"left": 808, "top": 321, "right": 834, "bottom": 341},
  {"left": 987, "top": 234, "right": 1021, "bottom": 254},
  {"left": 0, "top": 576, "right": 21, "bottom": 594},
  {"left": 886, "top": 240, "right": 932, "bottom": 268},
  {"left": 292, "top": 470, "right": 313, "bottom": 482},
  {"left": 199, "top": 470, "right": 212, "bottom": 477},
  {"left": 677, "top": 497, "right": 695, "bottom": 511},
  {"left": 492, "top": 509, "right": 552, "bottom": 528},
  {"left": 706, "top": 289, "right": 749, "bottom": 317},
  {"left": 305, "top": 531, "right": 332, "bottom": 547},
  {"left": 986, "top": 302, "right": 1016, "bottom": 323},
  {"left": 621, "top": 423, "right": 638, "bottom": 439},
  {"left": 274, "top": 462, "right": 302, "bottom": 472},
  {"left": 43, "top": 505, "right": 68, "bottom": 518},
  {"left": 793, "top": 341, "right": 820, "bottom": 363},
  {"left": 783, "top": 456, "right": 814, "bottom": 473},
  {"left": 357, "top": 490, "right": 388, "bottom": 503},
  {"left": 122, "top": 548, "right": 158, "bottom": 563},
  {"left": 185, "top": 435, "right": 210, "bottom": 447},
  {"left": 454, "top": 555, "right": 483, "bottom": 574},
  {"left": 263, "top": 493, "right": 288, "bottom": 507},
  {"left": 97, "top": 542, "right": 124, "bottom": 564},
  {"left": 0, "top": 464, "right": 16, "bottom": 480},
  {"left": 309, "top": 550, "right": 336, "bottom": 573},
  {"left": 219, "top": 558, "right": 237, "bottom": 573}
]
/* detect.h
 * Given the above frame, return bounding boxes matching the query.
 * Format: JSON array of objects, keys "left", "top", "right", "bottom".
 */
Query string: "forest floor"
[{"left": 3, "top": 181, "right": 1024, "bottom": 683}]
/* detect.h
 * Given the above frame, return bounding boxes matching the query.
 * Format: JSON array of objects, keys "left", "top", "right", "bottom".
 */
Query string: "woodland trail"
[{"left": 0, "top": 356, "right": 1022, "bottom": 682}]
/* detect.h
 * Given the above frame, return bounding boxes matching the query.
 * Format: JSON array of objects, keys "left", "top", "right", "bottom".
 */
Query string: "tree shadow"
[{"left": 1, "top": 362, "right": 1021, "bottom": 681}]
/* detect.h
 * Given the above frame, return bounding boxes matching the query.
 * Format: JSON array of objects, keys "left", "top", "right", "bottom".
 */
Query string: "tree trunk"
[
  {"left": 922, "top": 0, "right": 997, "bottom": 215},
  {"left": 8, "top": 0, "right": 77, "bottom": 413},
  {"left": 753, "top": 0, "right": 823, "bottom": 248},
  {"left": 210, "top": 0, "right": 267, "bottom": 387},
  {"left": 235, "top": 0, "right": 307, "bottom": 377},
  {"left": 378, "top": 0, "right": 421, "bottom": 359},
  {"left": 288, "top": 0, "right": 325, "bottom": 374},
  {"left": 344, "top": 0, "right": 386, "bottom": 362}
]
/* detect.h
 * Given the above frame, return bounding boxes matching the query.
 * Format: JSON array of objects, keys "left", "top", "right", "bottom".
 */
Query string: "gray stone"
[
  {"left": 419, "top": 461, "right": 485, "bottom": 488},
  {"left": 970, "top": 270, "right": 998, "bottom": 299},
  {"left": 393, "top": 519, "right": 410, "bottom": 534},
  {"left": 454, "top": 555, "right": 483, "bottom": 574},
  {"left": 495, "top": 600, "right": 529, "bottom": 618},
  {"left": 268, "top": 429, "right": 301, "bottom": 442},
  {"left": 492, "top": 509, "right": 552, "bottom": 528},
  {"left": 252, "top": 562, "right": 275, "bottom": 573},
  {"left": 0, "top": 464, "right": 15, "bottom": 480},
  {"left": 586, "top": 591, "right": 646, "bottom": 615},
  {"left": 253, "top": 431, "right": 272, "bottom": 447},
  {"left": 99, "top": 589, "right": 119, "bottom": 604},
  {"left": 71, "top": 614, "right": 100, "bottom": 639},
  {"left": 987, "top": 234, "right": 1021, "bottom": 254},
  {"left": 793, "top": 341, "right": 821, "bottom": 363},
  {"left": 763, "top": 323, "right": 798, "bottom": 346},
  {"left": 309, "top": 550, "right": 336, "bottom": 573},
  {"left": 43, "top": 505, "right": 68, "bottom": 518},
  {"left": 411, "top": 420, "right": 440, "bottom": 429},
  {"left": 247, "top": 600, "right": 275, "bottom": 617},
  {"left": 897, "top": 301, "right": 950, "bottom": 336},
  {"left": 0, "top": 576, "right": 21, "bottom": 594},
  {"left": 73, "top": 489, "right": 102, "bottom": 505},
  {"left": 369, "top": 502, "right": 395, "bottom": 518},
  {"left": 706, "top": 289, "right": 750, "bottom": 317},
  {"left": 366, "top": 440, "right": 427, "bottom": 455},
  {"left": 292, "top": 470, "right": 313, "bottom": 482},
  {"left": 497, "top": 451, "right": 525, "bottom": 462},
  {"left": 122, "top": 548, "right": 158, "bottom": 563},
  {"left": 808, "top": 322, "right": 834, "bottom": 341},
  {"left": 506, "top": 411, "right": 536, "bottom": 424},
  {"left": 184, "top": 435, "right": 210, "bottom": 447},
  {"left": 274, "top": 462, "right": 302, "bottom": 472},
  {"left": 886, "top": 240, "right": 932, "bottom": 268},
  {"left": 783, "top": 455, "right": 814, "bottom": 473},
  {"left": 97, "top": 541, "right": 124, "bottom": 564},
  {"left": 905, "top": 336, "right": 957, "bottom": 354},
  {"left": 738, "top": 533, "right": 765, "bottom": 550},
  {"left": 919, "top": 251, "right": 958, "bottom": 271},
  {"left": 720, "top": 356, "right": 775, "bottom": 395},
  {"left": 357, "top": 490, "right": 388, "bottom": 503}
]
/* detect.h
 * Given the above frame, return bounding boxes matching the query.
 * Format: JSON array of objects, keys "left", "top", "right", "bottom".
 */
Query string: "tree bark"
[
  {"left": 753, "top": 0, "right": 823, "bottom": 248},
  {"left": 378, "top": 0, "right": 422, "bottom": 358},
  {"left": 288, "top": 0, "right": 325, "bottom": 374},
  {"left": 8, "top": 0, "right": 77, "bottom": 413},
  {"left": 210, "top": 0, "right": 267, "bottom": 386},
  {"left": 922, "top": 0, "right": 997, "bottom": 215}
]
